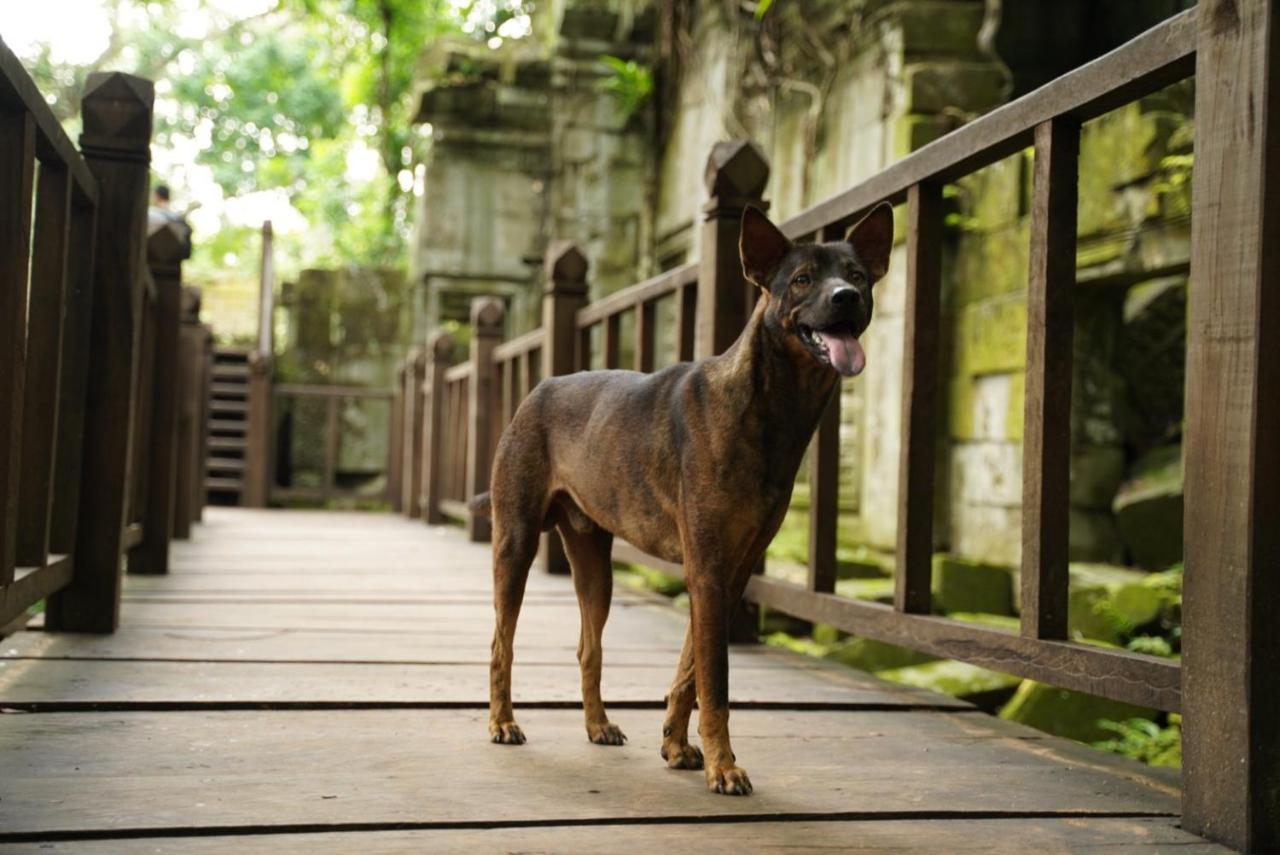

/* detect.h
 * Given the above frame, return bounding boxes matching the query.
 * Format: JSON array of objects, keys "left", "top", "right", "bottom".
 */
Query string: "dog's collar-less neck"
[{"left": 718, "top": 295, "right": 839, "bottom": 437}]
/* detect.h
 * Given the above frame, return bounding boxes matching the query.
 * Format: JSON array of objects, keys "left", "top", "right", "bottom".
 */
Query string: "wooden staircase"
[{"left": 205, "top": 347, "right": 252, "bottom": 503}]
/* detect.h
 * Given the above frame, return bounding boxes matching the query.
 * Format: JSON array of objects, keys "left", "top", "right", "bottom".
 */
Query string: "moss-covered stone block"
[
  {"left": 894, "top": 2, "right": 987, "bottom": 57},
  {"left": 904, "top": 63, "right": 1009, "bottom": 115},
  {"left": 880, "top": 660, "right": 1021, "bottom": 711},
  {"left": 950, "top": 295, "right": 1028, "bottom": 377},
  {"left": 1113, "top": 444, "right": 1184, "bottom": 570},
  {"left": 999, "top": 679, "right": 1156, "bottom": 743},
  {"left": 834, "top": 576, "right": 896, "bottom": 604},
  {"left": 826, "top": 637, "right": 936, "bottom": 673},
  {"left": 892, "top": 114, "right": 950, "bottom": 159},
  {"left": 932, "top": 554, "right": 1015, "bottom": 615},
  {"left": 1070, "top": 445, "right": 1126, "bottom": 511},
  {"left": 950, "top": 220, "right": 1030, "bottom": 306},
  {"left": 1068, "top": 562, "right": 1169, "bottom": 643}
]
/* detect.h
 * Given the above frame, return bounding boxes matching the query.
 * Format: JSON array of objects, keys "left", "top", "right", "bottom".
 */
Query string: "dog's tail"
[{"left": 468, "top": 492, "right": 492, "bottom": 518}]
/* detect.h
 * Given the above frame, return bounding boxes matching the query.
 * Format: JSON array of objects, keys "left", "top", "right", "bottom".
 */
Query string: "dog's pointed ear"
[
  {"left": 845, "top": 202, "right": 894, "bottom": 281},
  {"left": 740, "top": 206, "right": 791, "bottom": 289}
]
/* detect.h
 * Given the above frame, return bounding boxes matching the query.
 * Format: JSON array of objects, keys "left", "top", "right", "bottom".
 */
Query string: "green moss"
[
  {"left": 614, "top": 562, "right": 685, "bottom": 597},
  {"left": 949, "top": 295, "right": 1028, "bottom": 376},
  {"left": 1000, "top": 679, "right": 1156, "bottom": 744},
  {"left": 880, "top": 659, "right": 1021, "bottom": 702},
  {"left": 932, "top": 554, "right": 1014, "bottom": 615}
]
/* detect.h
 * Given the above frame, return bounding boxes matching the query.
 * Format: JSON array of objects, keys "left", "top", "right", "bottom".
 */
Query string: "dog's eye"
[{"left": 793, "top": 274, "right": 811, "bottom": 286}]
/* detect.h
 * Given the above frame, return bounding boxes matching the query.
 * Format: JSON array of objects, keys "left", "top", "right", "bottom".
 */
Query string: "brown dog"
[{"left": 474, "top": 202, "right": 893, "bottom": 795}]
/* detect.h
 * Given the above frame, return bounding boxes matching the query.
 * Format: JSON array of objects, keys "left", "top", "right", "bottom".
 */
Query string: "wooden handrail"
[
  {"left": 575, "top": 262, "right": 697, "bottom": 329},
  {"left": 0, "top": 37, "right": 99, "bottom": 205}
]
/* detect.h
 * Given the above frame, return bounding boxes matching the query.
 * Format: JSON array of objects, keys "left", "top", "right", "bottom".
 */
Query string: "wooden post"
[
  {"left": 465, "top": 297, "right": 503, "bottom": 543},
  {"left": 242, "top": 351, "right": 272, "bottom": 507},
  {"left": 695, "top": 140, "right": 769, "bottom": 360},
  {"left": 401, "top": 348, "right": 426, "bottom": 518},
  {"left": 1182, "top": 1, "right": 1280, "bottom": 850},
  {"left": 697, "top": 140, "right": 769, "bottom": 640},
  {"left": 172, "top": 287, "right": 202, "bottom": 539},
  {"left": 127, "top": 221, "right": 188, "bottom": 574},
  {"left": 257, "top": 219, "right": 274, "bottom": 357},
  {"left": 16, "top": 159, "right": 71, "bottom": 570},
  {"left": 387, "top": 368, "right": 404, "bottom": 513},
  {"left": 0, "top": 110, "right": 35, "bottom": 587},
  {"left": 47, "top": 72, "right": 154, "bottom": 632},
  {"left": 422, "top": 331, "right": 455, "bottom": 525},
  {"left": 540, "top": 241, "right": 589, "bottom": 573},
  {"left": 194, "top": 323, "right": 213, "bottom": 520}
]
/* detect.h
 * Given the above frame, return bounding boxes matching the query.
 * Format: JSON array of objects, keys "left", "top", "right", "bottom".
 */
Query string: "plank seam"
[
  {"left": 0, "top": 700, "right": 978, "bottom": 713},
  {"left": 0, "top": 810, "right": 1182, "bottom": 844}
]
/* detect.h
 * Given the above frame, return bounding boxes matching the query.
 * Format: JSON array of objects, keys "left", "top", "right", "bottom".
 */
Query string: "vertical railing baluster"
[
  {"left": 0, "top": 111, "right": 36, "bottom": 586},
  {"left": 635, "top": 300, "right": 655, "bottom": 373},
  {"left": 895, "top": 183, "right": 943, "bottom": 615},
  {"left": 17, "top": 160, "right": 71, "bottom": 569},
  {"left": 676, "top": 283, "right": 696, "bottom": 363},
  {"left": 807, "top": 394, "right": 840, "bottom": 595},
  {"left": 518, "top": 349, "right": 532, "bottom": 406},
  {"left": 1020, "top": 118, "right": 1079, "bottom": 639},
  {"left": 49, "top": 200, "right": 98, "bottom": 554},
  {"left": 604, "top": 313, "right": 621, "bottom": 369}
]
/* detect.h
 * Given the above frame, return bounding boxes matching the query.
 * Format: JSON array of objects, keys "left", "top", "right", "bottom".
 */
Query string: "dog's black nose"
[{"left": 831, "top": 286, "right": 860, "bottom": 307}]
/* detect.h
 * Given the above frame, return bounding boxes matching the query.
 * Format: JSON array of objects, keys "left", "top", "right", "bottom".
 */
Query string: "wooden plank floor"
[{"left": 0, "top": 508, "right": 1223, "bottom": 852}]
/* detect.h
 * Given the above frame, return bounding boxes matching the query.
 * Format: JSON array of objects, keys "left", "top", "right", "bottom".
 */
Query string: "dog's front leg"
[
  {"left": 660, "top": 624, "right": 703, "bottom": 769},
  {"left": 688, "top": 572, "right": 752, "bottom": 795}
]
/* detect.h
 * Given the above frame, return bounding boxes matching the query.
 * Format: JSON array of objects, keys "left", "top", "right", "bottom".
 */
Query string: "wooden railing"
[
  {"left": 393, "top": 7, "right": 1280, "bottom": 848},
  {"left": 1, "top": 41, "right": 210, "bottom": 631}
]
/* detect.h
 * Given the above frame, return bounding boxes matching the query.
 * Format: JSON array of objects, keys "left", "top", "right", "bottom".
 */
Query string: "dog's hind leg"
[
  {"left": 488, "top": 512, "right": 540, "bottom": 745},
  {"left": 659, "top": 623, "right": 703, "bottom": 769},
  {"left": 560, "top": 523, "right": 626, "bottom": 745}
]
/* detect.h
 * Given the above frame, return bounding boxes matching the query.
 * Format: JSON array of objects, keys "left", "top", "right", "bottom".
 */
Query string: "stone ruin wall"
[{"left": 407, "top": 0, "right": 1193, "bottom": 584}]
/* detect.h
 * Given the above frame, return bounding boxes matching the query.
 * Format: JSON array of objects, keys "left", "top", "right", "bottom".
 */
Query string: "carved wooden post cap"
[
  {"left": 427, "top": 330, "right": 455, "bottom": 361},
  {"left": 471, "top": 296, "right": 506, "bottom": 336},
  {"left": 147, "top": 220, "right": 191, "bottom": 271},
  {"left": 543, "top": 240, "right": 588, "bottom": 294},
  {"left": 80, "top": 72, "right": 155, "bottom": 160},
  {"left": 704, "top": 139, "right": 770, "bottom": 203}
]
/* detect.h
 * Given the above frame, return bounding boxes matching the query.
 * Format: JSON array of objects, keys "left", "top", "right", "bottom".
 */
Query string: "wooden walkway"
[{"left": 0, "top": 509, "right": 1222, "bottom": 852}]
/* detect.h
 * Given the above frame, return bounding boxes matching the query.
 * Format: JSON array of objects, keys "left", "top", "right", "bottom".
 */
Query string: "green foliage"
[
  {"left": 1093, "top": 716, "right": 1182, "bottom": 767},
  {"left": 754, "top": 0, "right": 774, "bottom": 20},
  {"left": 598, "top": 55, "right": 652, "bottom": 120}
]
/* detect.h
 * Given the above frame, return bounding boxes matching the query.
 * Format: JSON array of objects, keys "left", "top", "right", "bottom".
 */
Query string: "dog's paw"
[
  {"left": 489, "top": 721, "right": 527, "bottom": 745},
  {"left": 707, "top": 764, "right": 753, "bottom": 796},
  {"left": 587, "top": 721, "right": 627, "bottom": 746},
  {"left": 660, "top": 741, "right": 704, "bottom": 770}
]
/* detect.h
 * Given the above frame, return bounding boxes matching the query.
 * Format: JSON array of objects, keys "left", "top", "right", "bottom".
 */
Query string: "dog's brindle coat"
[{"left": 477, "top": 203, "right": 894, "bottom": 795}]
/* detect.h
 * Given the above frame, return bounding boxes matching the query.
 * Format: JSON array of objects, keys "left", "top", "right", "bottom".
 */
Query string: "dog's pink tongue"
[{"left": 817, "top": 330, "right": 865, "bottom": 377}]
